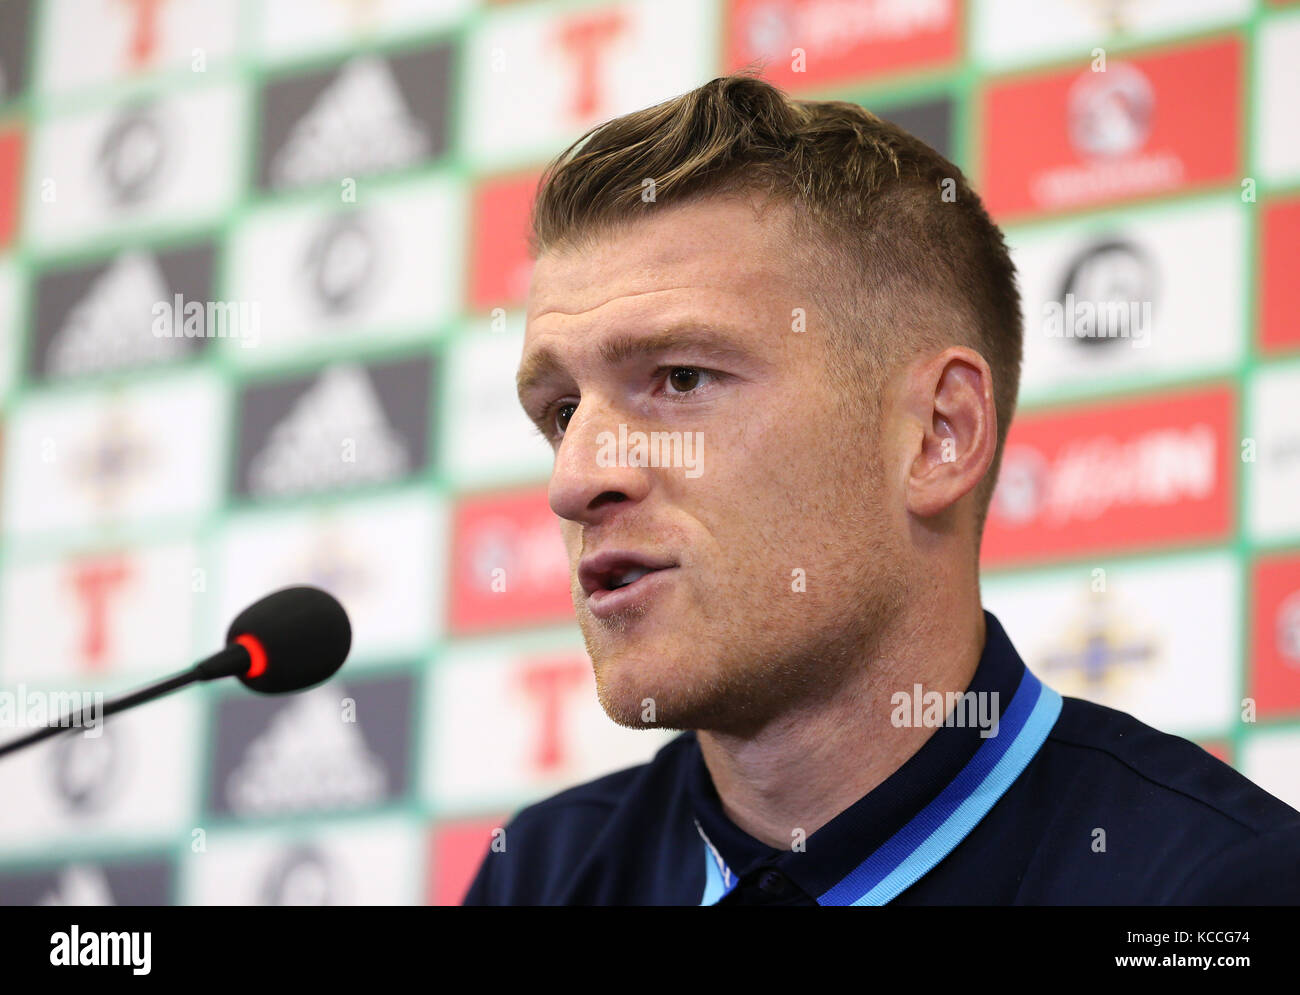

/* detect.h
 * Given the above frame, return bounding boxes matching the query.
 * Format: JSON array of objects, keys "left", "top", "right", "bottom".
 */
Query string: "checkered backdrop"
[{"left": 0, "top": 0, "right": 1298, "bottom": 905}]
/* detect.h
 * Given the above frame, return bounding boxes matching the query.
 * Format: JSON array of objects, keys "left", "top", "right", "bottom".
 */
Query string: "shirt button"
[{"left": 757, "top": 870, "right": 789, "bottom": 896}]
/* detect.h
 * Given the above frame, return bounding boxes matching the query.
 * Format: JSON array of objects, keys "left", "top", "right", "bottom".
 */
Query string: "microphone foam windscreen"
[{"left": 226, "top": 585, "right": 351, "bottom": 694}]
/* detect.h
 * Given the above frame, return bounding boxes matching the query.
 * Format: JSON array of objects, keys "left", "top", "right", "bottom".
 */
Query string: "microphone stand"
[{"left": 0, "top": 643, "right": 250, "bottom": 760}]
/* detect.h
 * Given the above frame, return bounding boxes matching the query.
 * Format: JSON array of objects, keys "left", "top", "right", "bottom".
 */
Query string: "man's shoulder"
[
  {"left": 508, "top": 731, "right": 695, "bottom": 829},
  {"left": 1022, "top": 694, "right": 1300, "bottom": 902},
  {"left": 1045, "top": 695, "right": 1298, "bottom": 835},
  {"left": 461, "top": 733, "right": 697, "bottom": 905}
]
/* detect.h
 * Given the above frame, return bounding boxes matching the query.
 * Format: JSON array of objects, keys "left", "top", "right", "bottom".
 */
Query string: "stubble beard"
[
  {"left": 579, "top": 387, "right": 905, "bottom": 737},
  {"left": 580, "top": 538, "right": 909, "bottom": 738}
]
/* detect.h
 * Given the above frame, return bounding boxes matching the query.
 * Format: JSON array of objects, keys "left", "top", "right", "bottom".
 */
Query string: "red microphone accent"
[{"left": 235, "top": 633, "right": 268, "bottom": 679}]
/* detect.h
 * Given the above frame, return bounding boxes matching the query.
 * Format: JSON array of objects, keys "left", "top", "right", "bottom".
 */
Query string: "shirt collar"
[{"left": 684, "top": 610, "right": 1037, "bottom": 902}]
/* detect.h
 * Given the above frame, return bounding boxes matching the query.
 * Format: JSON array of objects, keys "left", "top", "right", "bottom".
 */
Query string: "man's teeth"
[{"left": 611, "top": 568, "right": 650, "bottom": 589}]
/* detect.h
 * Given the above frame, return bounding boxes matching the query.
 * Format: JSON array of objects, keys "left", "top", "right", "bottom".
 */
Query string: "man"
[{"left": 464, "top": 73, "right": 1300, "bottom": 905}]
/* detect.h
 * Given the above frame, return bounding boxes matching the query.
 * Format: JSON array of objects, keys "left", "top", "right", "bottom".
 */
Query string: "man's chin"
[
  {"left": 592, "top": 656, "right": 696, "bottom": 731},
  {"left": 595, "top": 685, "right": 696, "bottom": 731},
  {"left": 579, "top": 612, "right": 777, "bottom": 733},
  {"left": 591, "top": 654, "right": 745, "bottom": 732}
]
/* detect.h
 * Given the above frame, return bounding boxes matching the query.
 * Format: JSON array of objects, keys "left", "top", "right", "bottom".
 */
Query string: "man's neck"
[{"left": 695, "top": 599, "right": 987, "bottom": 851}]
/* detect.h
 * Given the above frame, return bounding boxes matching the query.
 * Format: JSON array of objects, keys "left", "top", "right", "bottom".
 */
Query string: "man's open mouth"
[
  {"left": 579, "top": 551, "right": 678, "bottom": 618},
  {"left": 607, "top": 567, "right": 655, "bottom": 590},
  {"left": 579, "top": 551, "right": 676, "bottom": 596}
]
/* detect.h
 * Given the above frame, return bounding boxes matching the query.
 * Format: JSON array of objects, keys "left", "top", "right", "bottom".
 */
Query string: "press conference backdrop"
[{"left": 0, "top": 0, "right": 1297, "bottom": 906}]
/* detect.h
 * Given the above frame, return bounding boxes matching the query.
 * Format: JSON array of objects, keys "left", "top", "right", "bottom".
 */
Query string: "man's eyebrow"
[{"left": 515, "top": 325, "right": 754, "bottom": 401}]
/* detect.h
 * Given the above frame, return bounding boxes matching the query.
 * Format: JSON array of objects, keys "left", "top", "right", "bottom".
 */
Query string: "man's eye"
[
  {"left": 657, "top": 366, "right": 719, "bottom": 402},
  {"left": 543, "top": 368, "right": 714, "bottom": 441},
  {"left": 667, "top": 367, "right": 702, "bottom": 393},
  {"left": 554, "top": 402, "right": 577, "bottom": 437}
]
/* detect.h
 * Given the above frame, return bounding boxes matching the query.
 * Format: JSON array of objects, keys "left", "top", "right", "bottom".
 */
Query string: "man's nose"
[{"left": 548, "top": 399, "right": 651, "bottom": 526}]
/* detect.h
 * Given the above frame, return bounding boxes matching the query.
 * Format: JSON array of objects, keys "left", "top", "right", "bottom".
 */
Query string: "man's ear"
[{"left": 903, "top": 347, "right": 997, "bottom": 520}]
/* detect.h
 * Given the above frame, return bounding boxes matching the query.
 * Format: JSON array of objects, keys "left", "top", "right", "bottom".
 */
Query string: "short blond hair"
[{"left": 529, "top": 72, "right": 1022, "bottom": 539}]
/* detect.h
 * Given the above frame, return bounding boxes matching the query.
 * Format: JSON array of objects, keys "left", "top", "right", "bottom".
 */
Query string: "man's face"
[{"left": 518, "top": 195, "right": 906, "bottom": 736}]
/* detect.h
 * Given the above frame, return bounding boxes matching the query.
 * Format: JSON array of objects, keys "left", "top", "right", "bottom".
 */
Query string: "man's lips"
[
  {"left": 586, "top": 567, "right": 678, "bottom": 619},
  {"left": 578, "top": 550, "right": 678, "bottom": 620},
  {"left": 578, "top": 550, "right": 677, "bottom": 597}
]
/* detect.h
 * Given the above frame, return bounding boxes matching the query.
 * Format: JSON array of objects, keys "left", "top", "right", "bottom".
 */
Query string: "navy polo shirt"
[{"left": 462, "top": 611, "right": 1300, "bottom": 905}]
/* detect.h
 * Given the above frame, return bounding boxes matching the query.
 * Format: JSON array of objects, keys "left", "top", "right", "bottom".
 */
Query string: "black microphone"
[{"left": 0, "top": 585, "right": 351, "bottom": 760}]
